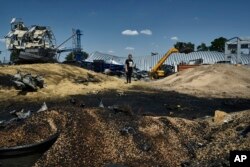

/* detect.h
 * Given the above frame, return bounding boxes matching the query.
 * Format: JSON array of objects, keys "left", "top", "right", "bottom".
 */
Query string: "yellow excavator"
[{"left": 149, "top": 48, "right": 179, "bottom": 79}]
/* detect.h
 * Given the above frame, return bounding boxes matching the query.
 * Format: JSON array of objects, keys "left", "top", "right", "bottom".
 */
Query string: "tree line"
[
  {"left": 174, "top": 37, "right": 227, "bottom": 53},
  {"left": 65, "top": 51, "right": 88, "bottom": 62}
]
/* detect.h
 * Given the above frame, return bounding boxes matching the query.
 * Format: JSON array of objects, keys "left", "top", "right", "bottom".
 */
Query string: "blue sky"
[{"left": 0, "top": 0, "right": 249, "bottom": 61}]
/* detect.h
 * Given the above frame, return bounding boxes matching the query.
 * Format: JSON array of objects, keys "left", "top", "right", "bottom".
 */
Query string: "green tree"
[
  {"left": 65, "top": 51, "right": 88, "bottom": 61},
  {"left": 65, "top": 52, "right": 74, "bottom": 61},
  {"left": 209, "top": 37, "right": 227, "bottom": 52},
  {"left": 197, "top": 43, "right": 209, "bottom": 51},
  {"left": 174, "top": 42, "right": 194, "bottom": 53},
  {"left": 79, "top": 51, "right": 89, "bottom": 60}
]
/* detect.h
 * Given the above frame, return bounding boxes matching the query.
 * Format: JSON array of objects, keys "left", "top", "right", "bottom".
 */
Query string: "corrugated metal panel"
[
  {"left": 85, "top": 51, "right": 250, "bottom": 71},
  {"left": 86, "top": 52, "right": 125, "bottom": 64}
]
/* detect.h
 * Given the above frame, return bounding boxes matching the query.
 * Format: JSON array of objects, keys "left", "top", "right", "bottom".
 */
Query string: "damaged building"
[{"left": 4, "top": 18, "right": 57, "bottom": 63}]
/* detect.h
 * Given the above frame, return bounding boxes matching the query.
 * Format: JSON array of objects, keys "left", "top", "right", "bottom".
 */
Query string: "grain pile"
[
  {"left": 191, "top": 110, "right": 250, "bottom": 167},
  {"left": 0, "top": 63, "right": 124, "bottom": 102},
  {"left": 1, "top": 107, "right": 249, "bottom": 167},
  {"left": 0, "top": 110, "right": 65, "bottom": 147},
  {"left": 33, "top": 108, "right": 206, "bottom": 167},
  {"left": 152, "top": 64, "right": 250, "bottom": 98}
]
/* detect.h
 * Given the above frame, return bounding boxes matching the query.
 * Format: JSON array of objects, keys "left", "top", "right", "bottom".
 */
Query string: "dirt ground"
[{"left": 0, "top": 63, "right": 250, "bottom": 167}]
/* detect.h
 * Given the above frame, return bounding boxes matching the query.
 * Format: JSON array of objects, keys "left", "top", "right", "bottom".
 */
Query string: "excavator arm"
[{"left": 150, "top": 48, "right": 178, "bottom": 78}]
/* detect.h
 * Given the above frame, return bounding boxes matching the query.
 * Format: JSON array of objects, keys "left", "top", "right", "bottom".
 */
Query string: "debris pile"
[
  {"left": 0, "top": 102, "right": 48, "bottom": 128},
  {"left": 132, "top": 69, "right": 150, "bottom": 81},
  {"left": 12, "top": 71, "right": 44, "bottom": 91}
]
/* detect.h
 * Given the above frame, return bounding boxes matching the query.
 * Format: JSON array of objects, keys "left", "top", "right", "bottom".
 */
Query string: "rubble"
[
  {"left": 37, "top": 102, "right": 48, "bottom": 113},
  {"left": 0, "top": 120, "right": 6, "bottom": 127},
  {"left": 15, "top": 109, "right": 31, "bottom": 119},
  {"left": 99, "top": 99, "right": 104, "bottom": 108},
  {"left": 12, "top": 71, "right": 44, "bottom": 91},
  {"left": 0, "top": 102, "right": 49, "bottom": 129}
]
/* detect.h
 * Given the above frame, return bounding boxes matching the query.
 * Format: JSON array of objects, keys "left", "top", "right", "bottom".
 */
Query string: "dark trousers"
[{"left": 126, "top": 71, "right": 132, "bottom": 83}]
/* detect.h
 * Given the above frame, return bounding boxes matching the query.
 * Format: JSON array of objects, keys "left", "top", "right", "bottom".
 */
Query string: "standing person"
[{"left": 125, "top": 54, "right": 134, "bottom": 83}]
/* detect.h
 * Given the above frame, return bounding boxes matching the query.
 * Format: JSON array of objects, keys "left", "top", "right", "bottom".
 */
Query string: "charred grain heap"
[{"left": 5, "top": 18, "right": 57, "bottom": 63}]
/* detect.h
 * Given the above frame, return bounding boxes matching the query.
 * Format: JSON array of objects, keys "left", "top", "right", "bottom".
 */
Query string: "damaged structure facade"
[
  {"left": 225, "top": 37, "right": 250, "bottom": 64},
  {"left": 5, "top": 18, "right": 57, "bottom": 63}
]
